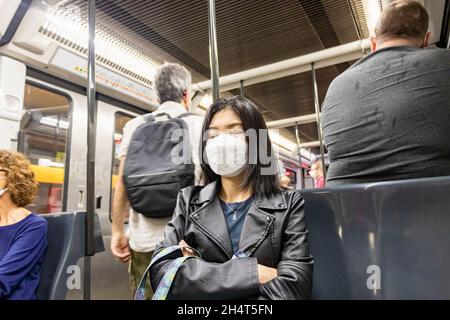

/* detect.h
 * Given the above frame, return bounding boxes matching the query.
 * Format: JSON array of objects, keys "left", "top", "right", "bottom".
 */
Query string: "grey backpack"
[{"left": 124, "top": 112, "right": 195, "bottom": 218}]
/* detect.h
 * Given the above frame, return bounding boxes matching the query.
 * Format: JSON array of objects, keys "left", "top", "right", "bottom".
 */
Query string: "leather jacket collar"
[{"left": 192, "top": 180, "right": 287, "bottom": 210}]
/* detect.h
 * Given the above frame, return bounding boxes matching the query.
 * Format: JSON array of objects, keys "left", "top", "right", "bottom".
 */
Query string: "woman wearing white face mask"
[
  {"left": 0, "top": 150, "right": 47, "bottom": 300},
  {"left": 149, "top": 96, "right": 313, "bottom": 300}
]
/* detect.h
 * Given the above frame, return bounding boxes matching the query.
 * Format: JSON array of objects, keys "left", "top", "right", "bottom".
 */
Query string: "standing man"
[
  {"left": 110, "top": 63, "right": 203, "bottom": 298},
  {"left": 321, "top": 0, "right": 450, "bottom": 186}
]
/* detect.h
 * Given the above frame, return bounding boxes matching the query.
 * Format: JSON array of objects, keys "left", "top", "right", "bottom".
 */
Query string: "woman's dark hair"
[{"left": 200, "top": 96, "right": 281, "bottom": 198}]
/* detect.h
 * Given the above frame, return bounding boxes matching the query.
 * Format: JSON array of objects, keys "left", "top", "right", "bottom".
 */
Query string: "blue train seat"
[
  {"left": 36, "top": 211, "right": 104, "bottom": 300},
  {"left": 301, "top": 176, "right": 450, "bottom": 299}
]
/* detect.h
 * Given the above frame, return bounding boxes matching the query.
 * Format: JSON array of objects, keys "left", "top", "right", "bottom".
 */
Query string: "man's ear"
[
  {"left": 370, "top": 36, "right": 377, "bottom": 53},
  {"left": 421, "top": 32, "right": 431, "bottom": 48},
  {"left": 182, "top": 90, "right": 191, "bottom": 111}
]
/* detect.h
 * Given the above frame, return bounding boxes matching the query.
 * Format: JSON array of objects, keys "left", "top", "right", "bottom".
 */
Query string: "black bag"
[{"left": 124, "top": 112, "right": 195, "bottom": 218}]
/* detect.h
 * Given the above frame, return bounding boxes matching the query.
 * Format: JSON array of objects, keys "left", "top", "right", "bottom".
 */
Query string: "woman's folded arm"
[{"left": 258, "top": 193, "right": 314, "bottom": 300}]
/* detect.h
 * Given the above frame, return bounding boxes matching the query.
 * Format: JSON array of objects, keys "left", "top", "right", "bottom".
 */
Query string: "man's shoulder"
[
  {"left": 127, "top": 111, "right": 203, "bottom": 133},
  {"left": 366, "top": 46, "right": 450, "bottom": 65},
  {"left": 124, "top": 115, "right": 147, "bottom": 132},
  {"left": 180, "top": 113, "right": 204, "bottom": 130},
  {"left": 184, "top": 113, "right": 204, "bottom": 123},
  {"left": 120, "top": 116, "right": 147, "bottom": 157},
  {"left": 416, "top": 47, "right": 450, "bottom": 62}
]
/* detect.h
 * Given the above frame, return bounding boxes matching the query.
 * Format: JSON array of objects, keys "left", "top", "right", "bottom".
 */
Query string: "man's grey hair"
[{"left": 154, "top": 62, "right": 192, "bottom": 104}]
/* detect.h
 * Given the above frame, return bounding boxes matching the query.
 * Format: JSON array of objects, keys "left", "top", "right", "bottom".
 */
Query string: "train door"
[{"left": 89, "top": 100, "right": 139, "bottom": 299}]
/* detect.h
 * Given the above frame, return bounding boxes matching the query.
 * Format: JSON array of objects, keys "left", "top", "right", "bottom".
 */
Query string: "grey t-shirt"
[{"left": 322, "top": 46, "right": 450, "bottom": 185}]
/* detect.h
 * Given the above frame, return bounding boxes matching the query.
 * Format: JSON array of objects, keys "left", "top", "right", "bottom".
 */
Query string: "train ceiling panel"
[
  {"left": 61, "top": 0, "right": 364, "bottom": 78},
  {"left": 240, "top": 66, "right": 335, "bottom": 121},
  {"left": 283, "top": 122, "right": 319, "bottom": 146},
  {"left": 230, "top": 60, "right": 357, "bottom": 143},
  {"left": 61, "top": 0, "right": 210, "bottom": 83},
  {"left": 58, "top": 0, "right": 368, "bottom": 147}
]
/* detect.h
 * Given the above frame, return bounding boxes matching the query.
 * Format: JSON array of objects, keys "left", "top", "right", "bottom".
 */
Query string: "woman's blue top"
[
  {"left": 0, "top": 213, "right": 47, "bottom": 300},
  {"left": 219, "top": 197, "right": 254, "bottom": 254}
]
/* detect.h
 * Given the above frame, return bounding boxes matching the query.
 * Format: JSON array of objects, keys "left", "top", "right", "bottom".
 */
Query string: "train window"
[
  {"left": 304, "top": 171, "right": 315, "bottom": 189},
  {"left": 18, "top": 83, "right": 71, "bottom": 214},
  {"left": 285, "top": 168, "right": 297, "bottom": 185},
  {"left": 110, "top": 112, "right": 134, "bottom": 221}
]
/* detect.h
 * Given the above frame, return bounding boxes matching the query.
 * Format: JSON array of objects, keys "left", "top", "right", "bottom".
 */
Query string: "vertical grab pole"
[
  {"left": 207, "top": 0, "right": 220, "bottom": 101},
  {"left": 240, "top": 80, "right": 245, "bottom": 96},
  {"left": 85, "top": 0, "right": 97, "bottom": 300},
  {"left": 308, "top": 147, "right": 315, "bottom": 188},
  {"left": 294, "top": 123, "right": 305, "bottom": 189},
  {"left": 311, "top": 62, "right": 327, "bottom": 181}
]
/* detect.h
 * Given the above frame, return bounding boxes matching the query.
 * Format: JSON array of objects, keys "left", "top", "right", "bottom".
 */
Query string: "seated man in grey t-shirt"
[{"left": 321, "top": 0, "right": 450, "bottom": 186}]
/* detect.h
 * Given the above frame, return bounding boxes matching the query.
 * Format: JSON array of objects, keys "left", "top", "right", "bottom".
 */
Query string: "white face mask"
[
  {"left": 205, "top": 133, "right": 247, "bottom": 177},
  {"left": 0, "top": 176, "right": 8, "bottom": 197}
]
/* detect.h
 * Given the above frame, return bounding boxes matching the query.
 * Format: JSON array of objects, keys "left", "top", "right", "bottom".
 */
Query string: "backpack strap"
[
  {"left": 177, "top": 112, "right": 199, "bottom": 119},
  {"left": 153, "top": 112, "right": 172, "bottom": 120},
  {"left": 142, "top": 113, "right": 155, "bottom": 123},
  {"left": 143, "top": 112, "right": 197, "bottom": 123}
]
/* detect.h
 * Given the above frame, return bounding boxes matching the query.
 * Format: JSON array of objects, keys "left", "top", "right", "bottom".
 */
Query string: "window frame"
[{"left": 19, "top": 80, "right": 74, "bottom": 213}]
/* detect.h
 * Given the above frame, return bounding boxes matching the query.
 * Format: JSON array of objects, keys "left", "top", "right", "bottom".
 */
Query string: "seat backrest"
[
  {"left": 301, "top": 176, "right": 450, "bottom": 299},
  {"left": 36, "top": 211, "right": 104, "bottom": 300}
]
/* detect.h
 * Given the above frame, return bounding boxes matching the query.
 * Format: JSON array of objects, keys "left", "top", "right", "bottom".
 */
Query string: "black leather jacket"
[{"left": 150, "top": 181, "right": 313, "bottom": 300}]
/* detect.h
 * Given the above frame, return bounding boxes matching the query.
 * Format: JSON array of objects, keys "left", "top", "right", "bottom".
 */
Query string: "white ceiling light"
[
  {"left": 362, "top": 0, "right": 382, "bottom": 37},
  {"left": 269, "top": 130, "right": 297, "bottom": 152},
  {"left": 40, "top": 5, "right": 161, "bottom": 81},
  {"left": 40, "top": 116, "right": 69, "bottom": 129},
  {"left": 198, "top": 94, "right": 213, "bottom": 110}
]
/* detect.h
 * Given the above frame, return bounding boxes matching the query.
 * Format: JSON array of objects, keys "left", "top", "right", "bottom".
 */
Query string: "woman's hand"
[
  {"left": 179, "top": 240, "right": 196, "bottom": 257},
  {"left": 257, "top": 264, "right": 278, "bottom": 284}
]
